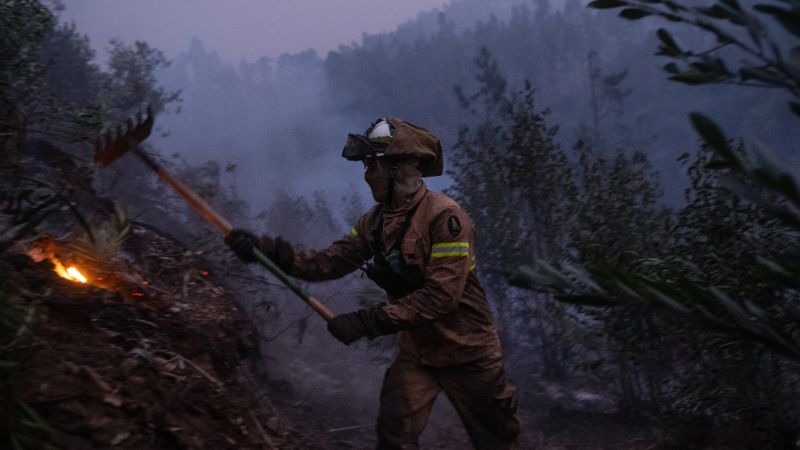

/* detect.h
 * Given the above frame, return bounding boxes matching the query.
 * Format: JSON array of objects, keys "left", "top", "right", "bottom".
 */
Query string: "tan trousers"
[{"left": 376, "top": 352, "right": 521, "bottom": 450}]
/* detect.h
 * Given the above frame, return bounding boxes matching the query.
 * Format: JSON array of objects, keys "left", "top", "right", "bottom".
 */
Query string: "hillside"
[{"left": 2, "top": 220, "right": 319, "bottom": 448}]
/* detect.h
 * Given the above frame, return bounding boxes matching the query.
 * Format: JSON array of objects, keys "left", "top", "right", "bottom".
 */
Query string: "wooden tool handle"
[
  {"left": 307, "top": 297, "right": 335, "bottom": 322},
  {"left": 133, "top": 148, "right": 334, "bottom": 322},
  {"left": 252, "top": 248, "right": 335, "bottom": 322},
  {"left": 135, "top": 148, "right": 232, "bottom": 234}
]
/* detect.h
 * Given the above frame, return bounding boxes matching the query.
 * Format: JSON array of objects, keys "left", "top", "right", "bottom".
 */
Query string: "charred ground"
[{"left": 1, "top": 223, "right": 319, "bottom": 449}]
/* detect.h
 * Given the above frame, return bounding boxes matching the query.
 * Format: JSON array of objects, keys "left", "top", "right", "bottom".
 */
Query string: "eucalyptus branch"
[{"left": 593, "top": 0, "right": 800, "bottom": 97}]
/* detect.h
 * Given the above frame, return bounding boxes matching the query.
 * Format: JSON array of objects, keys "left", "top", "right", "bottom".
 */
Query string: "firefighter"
[{"left": 226, "top": 118, "right": 521, "bottom": 449}]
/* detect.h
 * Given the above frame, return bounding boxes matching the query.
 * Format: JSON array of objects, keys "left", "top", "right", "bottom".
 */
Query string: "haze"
[{"left": 60, "top": 0, "right": 452, "bottom": 62}]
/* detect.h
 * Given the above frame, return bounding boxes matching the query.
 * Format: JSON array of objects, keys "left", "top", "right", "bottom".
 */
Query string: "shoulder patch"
[{"left": 447, "top": 215, "right": 462, "bottom": 236}]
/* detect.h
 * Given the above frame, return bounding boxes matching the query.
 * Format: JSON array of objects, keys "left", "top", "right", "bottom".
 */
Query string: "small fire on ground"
[
  {"left": 52, "top": 258, "right": 88, "bottom": 283},
  {"left": 25, "top": 235, "right": 149, "bottom": 300},
  {"left": 27, "top": 238, "right": 90, "bottom": 284}
]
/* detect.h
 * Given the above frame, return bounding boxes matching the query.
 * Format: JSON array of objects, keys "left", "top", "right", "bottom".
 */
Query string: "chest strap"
[{"left": 371, "top": 195, "right": 425, "bottom": 260}]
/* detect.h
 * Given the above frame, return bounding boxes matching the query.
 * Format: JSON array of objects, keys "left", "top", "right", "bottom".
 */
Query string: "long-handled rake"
[{"left": 94, "top": 109, "right": 334, "bottom": 321}]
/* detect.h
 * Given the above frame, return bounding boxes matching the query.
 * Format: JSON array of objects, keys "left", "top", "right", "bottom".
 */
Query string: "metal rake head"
[{"left": 94, "top": 107, "right": 154, "bottom": 167}]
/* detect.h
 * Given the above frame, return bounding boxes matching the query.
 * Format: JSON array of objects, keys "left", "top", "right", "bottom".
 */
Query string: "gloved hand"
[
  {"left": 225, "top": 229, "right": 261, "bottom": 262},
  {"left": 327, "top": 303, "right": 399, "bottom": 345},
  {"left": 327, "top": 312, "right": 370, "bottom": 345},
  {"left": 225, "top": 229, "right": 294, "bottom": 272}
]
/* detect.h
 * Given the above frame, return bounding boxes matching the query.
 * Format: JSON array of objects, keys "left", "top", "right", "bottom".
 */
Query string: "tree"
[
  {"left": 0, "top": 0, "right": 56, "bottom": 160},
  {"left": 517, "top": 0, "right": 800, "bottom": 363},
  {"left": 510, "top": 0, "right": 800, "bottom": 443},
  {"left": 451, "top": 49, "right": 577, "bottom": 368}
]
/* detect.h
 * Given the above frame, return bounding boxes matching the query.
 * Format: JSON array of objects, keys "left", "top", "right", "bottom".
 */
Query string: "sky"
[{"left": 60, "top": 0, "right": 452, "bottom": 63}]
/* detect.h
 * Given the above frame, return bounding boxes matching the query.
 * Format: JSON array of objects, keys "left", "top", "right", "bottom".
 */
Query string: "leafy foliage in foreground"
[
  {"left": 587, "top": 0, "right": 800, "bottom": 116},
  {"left": 513, "top": 119, "right": 800, "bottom": 358},
  {"left": 0, "top": 174, "right": 72, "bottom": 448},
  {"left": 512, "top": 0, "right": 800, "bottom": 360},
  {"left": 501, "top": 0, "right": 800, "bottom": 443}
]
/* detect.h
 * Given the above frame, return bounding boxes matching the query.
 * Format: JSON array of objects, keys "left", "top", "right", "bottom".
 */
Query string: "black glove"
[
  {"left": 327, "top": 303, "right": 399, "bottom": 345},
  {"left": 225, "top": 229, "right": 261, "bottom": 262},
  {"left": 225, "top": 229, "right": 294, "bottom": 272}
]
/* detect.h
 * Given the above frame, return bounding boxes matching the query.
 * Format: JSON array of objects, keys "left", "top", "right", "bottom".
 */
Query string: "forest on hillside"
[
  {"left": 2, "top": 0, "right": 800, "bottom": 448},
  {"left": 154, "top": 0, "right": 797, "bottom": 205}
]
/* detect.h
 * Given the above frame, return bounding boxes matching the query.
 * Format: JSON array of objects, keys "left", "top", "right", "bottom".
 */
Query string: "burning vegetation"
[
  {"left": 22, "top": 211, "right": 152, "bottom": 301},
  {"left": 0, "top": 143, "right": 309, "bottom": 447},
  {"left": 2, "top": 219, "right": 314, "bottom": 448},
  {"left": 27, "top": 237, "right": 88, "bottom": 283}
]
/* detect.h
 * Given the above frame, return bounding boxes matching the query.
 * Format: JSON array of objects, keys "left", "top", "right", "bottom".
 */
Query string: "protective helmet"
[{"left": 342, "top": 117, "right": 443, "bottom": 177}]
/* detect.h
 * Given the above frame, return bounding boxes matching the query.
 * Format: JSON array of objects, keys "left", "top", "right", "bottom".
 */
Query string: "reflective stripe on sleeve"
[
  {"left": 431, "top": 242, "right": 470, "bottom": 258},
  {"left": 350, "top": 227, "right": 358, "bottom": 237}
]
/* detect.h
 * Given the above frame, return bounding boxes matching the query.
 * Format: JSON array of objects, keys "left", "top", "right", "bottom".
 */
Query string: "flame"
[
  {"left": 52, "top": 259, "right": 88, "bottom": 283},
  {"left": 27, "top": 239, "right": 87, "bottom": 284}
]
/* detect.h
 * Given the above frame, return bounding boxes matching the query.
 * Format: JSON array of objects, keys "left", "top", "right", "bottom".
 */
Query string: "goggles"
[
  {"left": 341, "top": 133, "right": 387, "bottom": 161},
  {"left": 341, "top": 118, "right": 394, "bottom": 161}
]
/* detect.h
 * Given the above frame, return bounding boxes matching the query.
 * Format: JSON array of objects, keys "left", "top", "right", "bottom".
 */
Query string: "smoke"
[
  {"left": 152, "top": 40, "right": 360, "bottom": 219},
  {"left": 99, "top": 0, "right": 799, "bottom": 443}
]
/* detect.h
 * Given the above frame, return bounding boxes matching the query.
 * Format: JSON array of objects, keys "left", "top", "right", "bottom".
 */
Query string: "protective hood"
[{"left": 383, "top": 118, "right": 443, "bottom": 177}]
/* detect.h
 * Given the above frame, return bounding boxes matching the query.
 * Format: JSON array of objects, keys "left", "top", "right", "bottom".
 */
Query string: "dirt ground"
[
  {"left": 2, "top": 222, "right": 673, "bottom": 450},
  {"left": 2, "top": 224, "right": 316, "bottom": 449}
]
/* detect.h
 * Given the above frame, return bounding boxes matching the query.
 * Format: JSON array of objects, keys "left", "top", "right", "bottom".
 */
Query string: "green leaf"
[
  {"left": 619, "top": 8, "right": 652, "bottom": 19},
  {"left": 720, "top": 0, "right": 742, "bottom": 12},
  {"left": 790, "top": 102, "right": 800, "bottom": 118},
  {"left": 754, "top": 4, "right": 800, "bottom": 38},
  {"left": 644, "top": 284, "right": 691, "bottom": 314},
  {"left": 739, "top": 67, "right": 786, "bottom": 86},
  {"left": 0, "top": 197, "right": 58, "bottom": 253},
  {"left": 689, "top": 112, "right": 743, "bottom": 172},
  {"left": 663, "top": 63, "right": 680, "bottom": 74},
  {"left": 710, "top": 287, "right": 757, "bottom": 333},
  {"left": 562, "top": 263, "right": 606, "bottom": 293},
  {"left": 532, "top": 262, "right": 577, "bottom": 291},
  {"left": 508, "top": 263, "right": 573, "bottom": 291},
  {"left": 769, "top": 205, "right": 800, "bottom": 230},
  {"left": 669, "top": 70, "right": 714, "bottom": 85},
  {"left": 694, "top": 4, "right": 731, "bottom": 19},
  {"left": 656, "top": 28, "right": 684, "bottom": 57},
  {"left": 743, "top": 300, "right": 769, "bottom": 321},
  {"left": 506, "top": 271, "right": 534, "bottom": 289},
  {"left": 748, "top": 137, "right": 800, "bottom": 208},
  {"left": 664, "top": 1, "right": 688, "bottom": 12},
  {"left": 790, "top": 46, "right": 800, "bottom": 65},
  {"left": 587, "top": 0, "right": 628, "bottom": 9}
]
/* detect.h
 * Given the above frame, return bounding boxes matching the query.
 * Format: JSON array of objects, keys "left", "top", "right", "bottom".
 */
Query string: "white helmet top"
[{"left": 367, "top": 119, "right": 393, "bottom": 144}]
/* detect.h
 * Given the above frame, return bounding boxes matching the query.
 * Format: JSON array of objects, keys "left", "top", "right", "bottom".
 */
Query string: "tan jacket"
[{"left": 289, "top": 187, "right": 502, "bottom": 367}]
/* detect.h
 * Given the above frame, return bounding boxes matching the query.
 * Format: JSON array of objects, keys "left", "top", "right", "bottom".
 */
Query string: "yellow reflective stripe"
[
  {"left": 350, "top": 227, "right": 358, "bottom": 237},
  {"left": 432, "top": 242, "right": 470, "bottom": 256},
  {"left": 470, "top": 264, "right": 477, "bottom": 270},
  {"left": 432, "top": 242, "right": 469, "bottom": 249},
  {"left": 432, "top": 242, "right": 469, "bottom": 258},
  {"left": 431, "top": 251, "right": 469, "bottom": 258}
]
